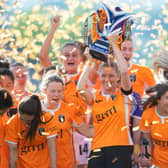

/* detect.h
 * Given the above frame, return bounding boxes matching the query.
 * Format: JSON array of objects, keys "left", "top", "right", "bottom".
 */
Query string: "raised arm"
[
  {"left": 109, "top": 36, "right": 131, "bottom": 91},
  {"left": 39, "top": 15, "right": 60, "bottom": 68},
  {"left": 77, "top": 50, "right": 95, "bottom": 105}
]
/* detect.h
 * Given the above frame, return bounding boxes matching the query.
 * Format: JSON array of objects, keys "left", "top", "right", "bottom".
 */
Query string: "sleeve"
[
  {"left": 43, "top": 113, "right": 57, "bottom": 139},
  {"left": 142, "top": 67, "right": 156, "bottom": 87},
  {"left": 5, "top": 116, "right": 18, "bottom": 144},
  {"left": 131, "top": 92, "right": 143, "bottom": 119},
  {"left": 140, "top": 110, "right": 150, "bottom": 133}
]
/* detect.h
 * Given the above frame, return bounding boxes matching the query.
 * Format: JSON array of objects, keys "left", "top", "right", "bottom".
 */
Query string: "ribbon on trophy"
[{"left": 84, "top": 3, "right": 133, "bottom": 62}]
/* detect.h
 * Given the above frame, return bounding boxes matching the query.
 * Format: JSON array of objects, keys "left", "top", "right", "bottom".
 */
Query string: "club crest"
[
  {"left": 130, "top": 74, "right": 136, "bottom": 82},
  {"left": 59, "top": 115, "right": 65, "bottom": 123}
]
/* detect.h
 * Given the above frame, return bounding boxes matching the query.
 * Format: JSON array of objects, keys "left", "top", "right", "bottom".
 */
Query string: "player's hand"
[
  {"left": 107, "top": 33, "right": 120, "bottom": 45},
  {"left": 131, "top": 153, "right": 140, "bottom": 166},
  {"left": 139, "top": 155, "right": 152, "bottom": 167},
  {"left": 84, "top": 47, "right": 101, "bottom": 68},
  {"left": 51, "top": 15, "right": 60, "bottom": 30}
]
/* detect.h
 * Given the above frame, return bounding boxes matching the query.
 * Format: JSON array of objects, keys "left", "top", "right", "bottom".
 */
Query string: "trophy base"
[{"left": 89, "top": 49, "right": 107, "bottom": 62}]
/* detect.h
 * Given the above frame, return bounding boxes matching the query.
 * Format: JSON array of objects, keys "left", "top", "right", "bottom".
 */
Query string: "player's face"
[
  {"left": 19, "top": 113, "right": 35, "bottom": 126},
  {"left": 45, "top": 81, "right": 64, "bottom": 106},
  {"left": 157, "top": 91, "right": 168, "bottom": 112},
  {"left": 0, "top": 75, "right": 14, "bottom": 93},
  {"left": 99, "top": 67, "right": 119, "bottom": 92},
  {"left": 121, "top": 40, "right": 133, "bottom": 64},
  {"left": 61, "top": 46, "right": 82, "bottom": 74},
  {"left": 12, "top": 66, "right": 27, "bottom": 87}
]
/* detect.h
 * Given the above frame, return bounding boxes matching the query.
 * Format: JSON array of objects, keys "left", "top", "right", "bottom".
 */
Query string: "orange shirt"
[
  {"left": 129, "top": 63, "right": 155, "bottom": 97},
  {"left": 0, "top": 112, "right": 10, "bottom": 168},
  {"left": 140, "top": 106, "right": 168, "bottom": 168},
  {"left": 42, "top": 101, "right": 83, "bottom": 168},
  {"left": 5, "top": 112, "right": 57, "bottom": 168},
  {"left": 91, "top": 89, "right": 133, "bottom": 150},
  {"left": 63, "top": 73, "right": 87, "bottom": 117}
]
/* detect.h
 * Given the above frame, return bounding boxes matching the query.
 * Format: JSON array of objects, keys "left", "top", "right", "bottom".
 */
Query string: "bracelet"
[{"left": 133, "top": 144, "right": 140, "bottom": 155}]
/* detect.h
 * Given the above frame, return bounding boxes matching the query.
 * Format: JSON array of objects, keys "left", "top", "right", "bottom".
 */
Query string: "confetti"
[
  {"left": 4, "top": 92, "right": 7, "bottom": 99},
  {"left": 68, "top": 103, "right": 75, "bottom": 106},
  {"left": 13, "top": 1, "right": 18, "bottom": 6},
  {"left": 154, "top": 132, "right": 162, "bottom": 137},
  {"left": 145, "top": 120, "right": 149, "bottom": 127},
  {"left": 151, "top": 120, "right": 160, "bottom": 125},
  {"left": 60, "top": 55, "right": 67, "bottom": 60},
  {"left": 121, "top": 125, "right": 131, "bottom": 131},
  {"left": 132, "top": 126, "right": 139, "bottom": 132},
  {"left": 79, "top": 90, "right": 85, "bottom": 94}
]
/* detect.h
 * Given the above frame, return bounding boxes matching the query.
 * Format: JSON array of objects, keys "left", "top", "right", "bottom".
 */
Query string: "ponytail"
[
  {"left": 143, "top": 83, "right": 168, "bottom": 110},
  {"left": 19, "top": 95, "right": 42, "bottom": 141},
  {"left": 0, "top": 89, "right": 13, "bottom": 110}
]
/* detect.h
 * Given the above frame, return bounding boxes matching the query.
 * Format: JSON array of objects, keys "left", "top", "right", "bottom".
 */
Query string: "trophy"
[{"left": 84, "top": 3, "right": 133, "bottom": 62}]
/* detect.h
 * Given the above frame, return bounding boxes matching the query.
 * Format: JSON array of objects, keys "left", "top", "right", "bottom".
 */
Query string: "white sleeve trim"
[
  {"left": 5, "top": 140, "right": 17, "bottom": 145},
  {"left": 140, "top": 129, "right": 150, "bottom": 133},
  {"left": 47, "top": 134, "right": 57, "bottom": 139},
  {"left": 131, "top": 115, "right": 141, "bottom": 120}
]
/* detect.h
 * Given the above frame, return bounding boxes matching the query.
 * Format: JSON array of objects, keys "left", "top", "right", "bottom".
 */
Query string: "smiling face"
[
  {"left": 157, "top": 91, "right": 168, "bottom": 114},
  {"left": 121, "top": 40, "right": 133, "bottom": 66},
  {"left": 0, "top": 75, "right": 14, "bottom": 93},
  {"left": 45, "top": 81, "right": 64, "bottom": 108},
  {"left": 12, "top": 66, "right": 27, "bottom": 88},
  {"left": 61, "top": 45, "right": 82, "bottom": 74},
  {"left": 99, "top": 66, "right": 120, "bottom": 93}
]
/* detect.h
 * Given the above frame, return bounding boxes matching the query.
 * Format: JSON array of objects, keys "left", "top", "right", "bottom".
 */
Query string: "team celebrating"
[{"left": 0, "top": 6, "right": 168, "bottom": 168}]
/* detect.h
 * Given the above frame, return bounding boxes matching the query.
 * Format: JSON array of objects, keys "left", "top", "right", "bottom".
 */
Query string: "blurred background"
[{"left": 0, "top": 0, "right": 168, "bottom": 92}]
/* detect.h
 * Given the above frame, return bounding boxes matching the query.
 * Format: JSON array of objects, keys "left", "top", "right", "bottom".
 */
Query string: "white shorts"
[{"left": 73, "top": 131, "right": 92, "bottom": 165}]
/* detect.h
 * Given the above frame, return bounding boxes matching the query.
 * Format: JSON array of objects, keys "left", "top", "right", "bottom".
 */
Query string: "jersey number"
[{"left": 79, "top": 143, "right": 89, "bottom": 155}]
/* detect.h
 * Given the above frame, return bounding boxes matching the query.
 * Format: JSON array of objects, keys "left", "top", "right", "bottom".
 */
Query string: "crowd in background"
[{"left": 0, "top": 13, "right": 168, "bottom": 168}]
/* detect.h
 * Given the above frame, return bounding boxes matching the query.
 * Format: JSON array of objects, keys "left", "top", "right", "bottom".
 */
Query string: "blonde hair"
[{"left": 153, "top": 48, "right": 168, "bottom": 76}]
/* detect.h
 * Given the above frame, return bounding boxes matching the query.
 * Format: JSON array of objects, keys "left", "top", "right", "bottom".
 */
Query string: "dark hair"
[
  {"left": 41, "top": 75, "right": 64, "bottom": 90},
  {"left": 0, "top": 68, "right": 15, "bottom": 83},
  {"left": 73, "top": 41, "right": 87, "bottom": 62},
  {"left": 143, "top": 83, "right": 168, "bottom": 110},
  {"left": 0, "top": 57, "right": 10, "bottom": 69},
  {"left": 43, "top": 65, "right": 57, "bottom": 75},
  {"left": 73, "top": 41, "right": 85, "bottom": 54},
  {"left": 61, "top": 42, "right": 82, "bottom": 55},
  {"left": 98, "top": 61, "right": 120, "bottom": 75},
  {"left": 11, "top": 62, "right": 24, "bottom": 68},
  {"left": 19, "top": 95, "right": 42, "bottom": 140},
  {"left": 0, "top": 89, "right": 13, "bottom": 110}
]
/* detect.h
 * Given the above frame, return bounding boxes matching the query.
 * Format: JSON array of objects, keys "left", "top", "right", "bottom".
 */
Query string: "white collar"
[{"left": 41, "top": 99, "right": 61, "bottom": 115}]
